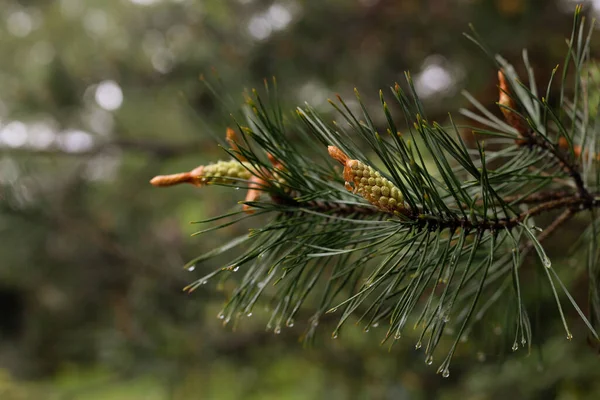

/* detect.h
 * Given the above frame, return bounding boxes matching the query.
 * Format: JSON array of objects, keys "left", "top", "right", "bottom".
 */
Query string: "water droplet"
[
  {"left": 442, "top": 368, "right": 450, "bottom": 378},
  {"left": 415, "top": 341, "right": 422, "bottom": 349},
  {"left": 332, "top": 332, "right": 338, "bottom": 339},
  {"left": 274, "top": 326, "right": 281, "bottom": 334},
  {"left": 224, "top": 317, "right": 231, "bottom": 325},
  {"left": 394, "top": 332, "right": 401, "bottom": 340},
  {"left": 187, "top": 265, "right": 196, "bottom": 271},
  {"left": 330, "top": 307, "right": 338, "bottom": 313},
  {"left": 566, "top": 333, "right": 573, "bottom": 340},
  {"left": 521, "top": 338, "right": 527, "bottom": 346},
  {"left": 247, "top": 312, "right": 253, "bottom": 317},
  {"left": 512, "top": 343, "right": 518, "bottom": 351},
  {"left": 543, "top": 257, "right": 551, "bottom": 269},
  {"left": 217, "top": 312, "right": 225, "bottom": 320},
  {"left": 364, "top": 326, "right": 370, "bottom": 333},
  {"left": 425, "top": 356, "right": 433, "bottom": 365},
  {"left": 233, "top": 266, "right": 240, "bottom": 272},
  {"left": 372, "top": 322, "right": 379, "bottom": 328},
  {"left": 235, "top": 187, "right": 240, "bottom": 190},
  {"left": 285, "top": 318, "right": 294, "bottom": 327}
]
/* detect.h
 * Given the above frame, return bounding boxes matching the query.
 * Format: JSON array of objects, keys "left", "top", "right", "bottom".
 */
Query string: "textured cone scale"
[
  {"left": 328, "top": 146, "right": 406, "bottom": 215},
  {"left": 198, "top": 160, "right": 253, "bottom": 184}
]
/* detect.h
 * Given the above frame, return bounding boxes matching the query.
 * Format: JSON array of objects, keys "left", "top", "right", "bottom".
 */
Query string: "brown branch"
[
  {"left": 410, "top": 195, "right": 591, "bottom": 232},
  {"left": 266, "top": 191, "right": 598, "bottom": 236}
]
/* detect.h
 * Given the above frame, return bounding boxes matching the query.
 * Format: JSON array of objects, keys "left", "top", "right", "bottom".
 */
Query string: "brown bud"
[
  {"left": 150, "top": 171, "right": 198, "bottom": 187},
  {"left": 243, "top": 175, "right": 267, "bottom": 214},
  {"left": 498, "top": 70, "right": 529, "bottom": 138},
  {"left": 226, "top": 127, "right": 247, "bottom": 161}
]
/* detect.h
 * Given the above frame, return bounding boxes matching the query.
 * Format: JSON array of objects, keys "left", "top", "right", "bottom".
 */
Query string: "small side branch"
[
  {"left": 522, "top": 134, "right": 591, "bottom": 200},
  {"left": 497, "top": 70, "right": 591, "bottom": 200}
]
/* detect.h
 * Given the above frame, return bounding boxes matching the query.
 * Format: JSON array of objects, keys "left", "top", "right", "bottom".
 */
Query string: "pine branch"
[{"left": 149, "top": 7, "right": 600, "bottom": 375}]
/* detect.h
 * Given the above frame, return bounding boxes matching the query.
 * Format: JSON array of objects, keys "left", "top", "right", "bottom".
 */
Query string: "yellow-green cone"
[
  {"left": 197, "top": 160, "right": 253, "bottom": 185},
  {"left": 150, "top": 160, "right": 252, "bottom": 187},
  {"left": 328, "top": 146, "right": 406, "bottom": 215}
]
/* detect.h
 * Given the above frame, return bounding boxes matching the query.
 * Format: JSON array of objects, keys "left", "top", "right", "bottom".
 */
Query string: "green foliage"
[
  {"left": 3, "top": 0, "right": 600, "bottom": 397},
  {"left": 181, "top": 7, "right": 600, "bottom": 377}
]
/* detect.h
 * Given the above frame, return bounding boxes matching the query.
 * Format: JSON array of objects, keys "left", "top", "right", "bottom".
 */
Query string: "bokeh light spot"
[{"left": 95, "top": 81, "right": 124, "bottom": 111}]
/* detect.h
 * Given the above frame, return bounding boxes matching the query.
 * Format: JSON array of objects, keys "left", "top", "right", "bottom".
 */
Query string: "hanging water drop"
[
  {"left": 217, "top": 311, "right": 225, "bottom": 320},
  {"left": 442, "top": 368, "right": 450, "bottom": 378},
  {"left": 247, "top": 312, "right": 253, "bottom": 317},
  {"left": 332, "top": 332, "right": 338, "bottom": 339},
  {"left": 187, "top": 265, "right": 196, "bottom": 271},
  {"left": 394, "top": 332, "right": 401, "bottom": 340},
  {"left": 372, "top": 322, "right": 379, "bottom": 328},
  {"left": 415, "top": 341, "right": 422, "bottom": 350},
  {"left": 233, "top": 266, "right": 240, "bottom": 272},
  {"left": 286, "top": 318, "right": 295, "bottom": 327},
  {"left": 566, "top": 332, "right": 573, "bottom": 340},
  {"left": 542, "top": 257, "right": 551, "bottom": 269},
  {"left": 274, "top": 326, "right": 281, "bottom": 334},
  {"left": 512, "top": 343, "right": 518, "bottom": 352},
  {"left": 235, "top": 187, "right": 240, "bottom": 190},
  {"left": 425, "top": 356, "right": 433, "bottom": 365}
]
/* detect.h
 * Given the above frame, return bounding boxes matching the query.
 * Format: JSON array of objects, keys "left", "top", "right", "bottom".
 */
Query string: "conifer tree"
[{"left": 151, "top": 7, "right": 600, "bottom": 376}]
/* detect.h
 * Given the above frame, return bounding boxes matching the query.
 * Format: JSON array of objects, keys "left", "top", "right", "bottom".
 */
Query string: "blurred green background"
[{"left": 1, "top": 0, "right": 600, "bottom": 399}]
